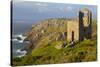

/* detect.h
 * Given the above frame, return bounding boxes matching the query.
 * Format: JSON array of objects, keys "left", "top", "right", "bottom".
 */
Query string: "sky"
[{"left": 12, "top": 1, "right": 97, "bottom": 23}]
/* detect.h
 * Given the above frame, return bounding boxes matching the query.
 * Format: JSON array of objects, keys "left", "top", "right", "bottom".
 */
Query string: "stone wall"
[{"left": 67, "top": 20, "right": 79, "bottom": 42}]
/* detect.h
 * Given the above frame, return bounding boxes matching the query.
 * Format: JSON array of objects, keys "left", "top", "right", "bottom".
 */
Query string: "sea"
[{"left": 12, "top": 22, "right": 33, "bottom": 57}]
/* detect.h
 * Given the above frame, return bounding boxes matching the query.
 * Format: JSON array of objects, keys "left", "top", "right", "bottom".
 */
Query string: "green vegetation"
[
  {"left": 92, "top": 19, "right": 97, "bottom": 40},
  {"left": 12, "top": 39, "right": 97, "bottom": 66},
  {"left": 12, "top": 19, "right": 97, "bottom": 66}
]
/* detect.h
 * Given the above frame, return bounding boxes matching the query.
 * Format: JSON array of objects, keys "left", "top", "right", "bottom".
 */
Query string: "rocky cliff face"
[
  {"left": 25, "top": 18, "right": 68, "bottom": 51},
  {"left": 24, "top": 18, "right": 97, "bottom": 52}
]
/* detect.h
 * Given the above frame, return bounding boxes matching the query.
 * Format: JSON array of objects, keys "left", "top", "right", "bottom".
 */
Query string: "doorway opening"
[{"left": 72, "top": 31, "right": 74, "bottom": 41}]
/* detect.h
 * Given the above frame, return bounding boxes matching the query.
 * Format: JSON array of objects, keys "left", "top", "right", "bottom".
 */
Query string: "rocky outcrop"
[{"left": 25, "top": 18, "right": 68, "bottom": 51}]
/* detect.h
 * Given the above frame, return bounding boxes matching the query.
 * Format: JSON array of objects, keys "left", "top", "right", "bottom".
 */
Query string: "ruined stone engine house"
[{"left": 67, "top": 8, "right": 92, "bottom": 42}]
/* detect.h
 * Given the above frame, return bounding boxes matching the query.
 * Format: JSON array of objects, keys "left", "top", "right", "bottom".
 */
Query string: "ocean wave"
[
  {"left": 12, "top": 38, "right": 18, "bottom": 41},
  {"left": 16, "top": 49, "right": 27, "bottom": 58},
  {"left": 12, "top": 34, "right": 27, "bottom": 43},
  {"left": 12, "top": 38, "right": 24, "bottom": 43}
]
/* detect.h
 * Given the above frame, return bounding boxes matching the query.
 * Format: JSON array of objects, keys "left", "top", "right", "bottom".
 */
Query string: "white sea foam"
[
  {"left": 16, "top": 49, "right": 27, "bottom": 58},
  {"left": 12, "top": 34, "right": 27, "bottom": 43},
  {"left": 18, "top": 40, "right": 24, "bottom": 43},
  {"left": 12, "top": 38, "right": 18, "bottom": 41},
  {"left": 12, "top": 38, "right": 24, "bottom": 43},
  {"left": 12, "top": 34, "right": 27, "bottom": 57}
]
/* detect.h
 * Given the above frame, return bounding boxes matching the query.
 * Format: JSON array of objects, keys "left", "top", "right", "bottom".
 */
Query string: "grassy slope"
[
  {"left": 12, "top": 19, "right": 97, "bottom": 66},
  {"left": 12, "top": 39, "right": 97, "bottom": 66}
]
